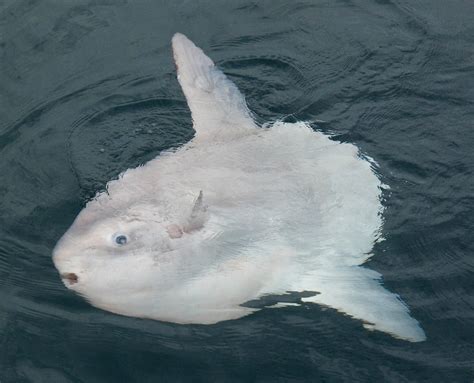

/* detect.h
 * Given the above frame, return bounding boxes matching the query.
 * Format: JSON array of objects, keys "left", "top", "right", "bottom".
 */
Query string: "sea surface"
[{"left": 1, "top": 1, "right": 473, "bottom": 382}]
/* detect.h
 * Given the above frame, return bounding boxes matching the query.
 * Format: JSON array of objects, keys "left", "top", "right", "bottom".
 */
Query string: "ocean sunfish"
[{"left": 53, "top": 33, "right": 426, "bottom": 342}]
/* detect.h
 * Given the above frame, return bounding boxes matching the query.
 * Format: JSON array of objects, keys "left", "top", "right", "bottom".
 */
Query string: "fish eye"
[{"left": 114, "top": 234, "right": 128, "bottom": 246}]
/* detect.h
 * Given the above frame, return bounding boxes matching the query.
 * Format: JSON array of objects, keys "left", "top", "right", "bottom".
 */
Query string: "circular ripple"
[
  {"left": 68, "top": 98, "right": 193, "bottom": 200},
  {"left": 217, "top": 55, "right": 309, "bottom": 123}
]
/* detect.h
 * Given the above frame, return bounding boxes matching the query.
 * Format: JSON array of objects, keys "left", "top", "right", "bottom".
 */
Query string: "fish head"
[{"left": 52, "top": 192, "right": 199, "bottom": 314}]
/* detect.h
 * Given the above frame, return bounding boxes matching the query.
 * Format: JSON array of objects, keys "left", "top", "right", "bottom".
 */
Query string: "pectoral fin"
[{"left": 183, "top": 191, "right": 208, "bottom": 233}]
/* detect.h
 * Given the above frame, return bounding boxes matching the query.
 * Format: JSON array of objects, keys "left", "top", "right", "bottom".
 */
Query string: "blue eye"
[{"left": 115, "top": 235, "right": 128, "bottom": 245}]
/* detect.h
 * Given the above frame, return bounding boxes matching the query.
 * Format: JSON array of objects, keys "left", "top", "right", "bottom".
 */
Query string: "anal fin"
[{"left": 296, "top": 266, "right": 426, "bottom": 342}]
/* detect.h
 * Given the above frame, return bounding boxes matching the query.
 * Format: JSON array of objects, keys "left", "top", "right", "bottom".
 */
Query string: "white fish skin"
[{"left": 53, "top": 33, "right": 426, "bottom": 342}]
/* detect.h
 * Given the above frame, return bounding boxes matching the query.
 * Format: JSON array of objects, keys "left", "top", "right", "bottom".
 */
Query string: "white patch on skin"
[{"left": 53, "top": 33, "right": 426, "bottom": 342}]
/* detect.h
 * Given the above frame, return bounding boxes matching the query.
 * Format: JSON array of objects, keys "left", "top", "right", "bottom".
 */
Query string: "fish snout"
[{"left": 60, "top": 272, "right": 79, "bottom": 285}]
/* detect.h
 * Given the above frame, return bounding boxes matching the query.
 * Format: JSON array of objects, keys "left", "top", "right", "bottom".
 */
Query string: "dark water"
[{"left": 1, "top": 1, "right": 473, "bottom": 381}]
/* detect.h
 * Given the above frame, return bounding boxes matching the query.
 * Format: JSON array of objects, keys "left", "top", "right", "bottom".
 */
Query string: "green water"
[{"left": 1, "top": 1, "right": 473, "bottom": 381}]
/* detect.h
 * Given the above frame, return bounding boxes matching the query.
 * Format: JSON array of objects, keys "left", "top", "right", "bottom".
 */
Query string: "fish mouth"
[{"left": 60, "top": 272, "right": 79, "bottom": 285}]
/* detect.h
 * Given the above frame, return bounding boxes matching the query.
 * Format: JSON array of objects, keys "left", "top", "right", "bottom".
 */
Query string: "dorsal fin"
[{"left": 172, "top": 33, "right": 257, "bottom": 141}]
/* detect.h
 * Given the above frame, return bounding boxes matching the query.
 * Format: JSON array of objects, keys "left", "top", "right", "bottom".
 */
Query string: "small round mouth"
[{"left": 61, "top": 272, "right": 79, "bottom": 285}]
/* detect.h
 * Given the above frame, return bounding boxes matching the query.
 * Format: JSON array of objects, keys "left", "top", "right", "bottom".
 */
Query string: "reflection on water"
[{"left": 1, "top": 0, "right": 473, "bottom": 381}]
